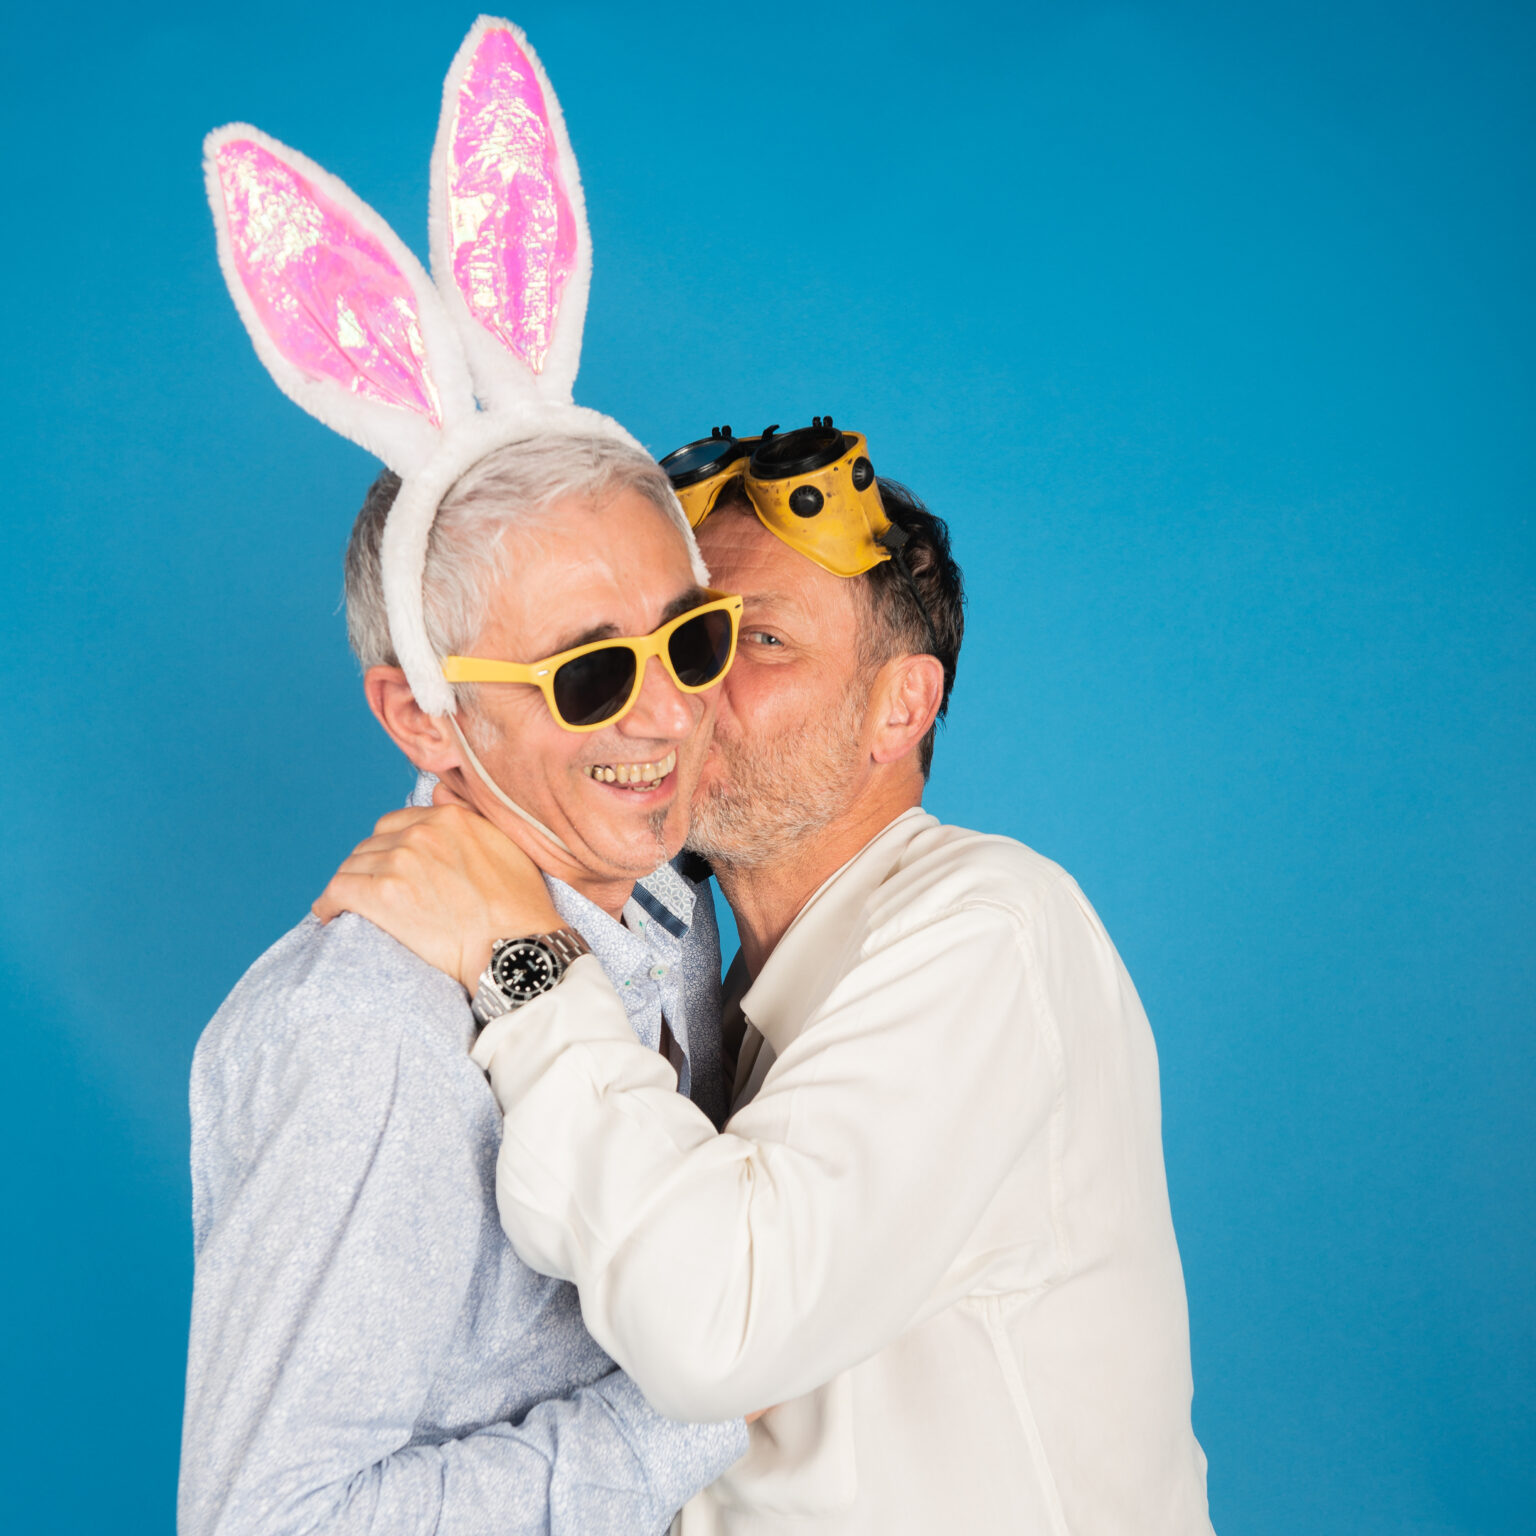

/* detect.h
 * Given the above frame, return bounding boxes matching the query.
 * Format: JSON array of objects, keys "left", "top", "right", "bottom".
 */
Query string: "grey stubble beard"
[
  {"left": 645, "top": 805, "right": 672, "bottom": 868},
  {"left": 685, "top": 679, "right": 866, "bottom": 874}
]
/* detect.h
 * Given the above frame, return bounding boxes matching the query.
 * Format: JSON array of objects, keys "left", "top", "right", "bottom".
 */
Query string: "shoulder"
[
  {"left": 854, "top": 818, "right": 1126, "bottom": 992},
  {"left": 858, "top": 818, "right": 1136, "bottom": 1026},
  {"left": 192, "top": 913, "right": 475, "bottom": 1108},
  {"left": 869, "top": 816, "right": 1096, "bottom": 936},
  {"left": 188, "top": 915, "right": 490, "bottom": 1251}
]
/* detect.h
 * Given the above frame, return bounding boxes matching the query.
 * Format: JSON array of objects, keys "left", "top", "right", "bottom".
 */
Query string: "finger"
[
  {"left": 370, "top": 806, "right": 438, "bottom": 837},
  {"left": 315, "top": 848, "right": 419, "bottom": 909},
  {"left": 343, "top": 820, "right": 486, "bottom": 871},
  {"left": 313, "top": 869, "right": 405, "bottom": 926},
  {"left": 312, "top": 879, "right": 349, "bottom": 924},
  {"left": 314, "top": 870, "right": 391, "bottom": 924},
  {"left": 344, "top": 806, "right": 474, "bottom": 861},
  {"left": 327, "top": 850, "right": 407, "bottom": 881},
  {"left": 333, "top": 831, "right": 409, "bottom": 862}
]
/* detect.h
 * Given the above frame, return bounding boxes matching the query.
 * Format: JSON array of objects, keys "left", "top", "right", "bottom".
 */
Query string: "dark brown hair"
[{"left": 856, "top": 479, "right": 965, "bottom": 778}]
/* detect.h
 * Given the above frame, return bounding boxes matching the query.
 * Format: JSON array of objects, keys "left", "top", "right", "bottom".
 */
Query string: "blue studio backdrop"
[{"left": 2, "top": 3, "right": 1530, "bottom": 1532}]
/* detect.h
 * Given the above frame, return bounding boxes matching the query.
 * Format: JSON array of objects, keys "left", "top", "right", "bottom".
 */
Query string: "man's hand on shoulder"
[{"left": 312, "top": 800, "right": 562, "bottom": 992}]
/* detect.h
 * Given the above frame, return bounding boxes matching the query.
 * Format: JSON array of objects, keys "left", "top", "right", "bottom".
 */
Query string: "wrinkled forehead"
[
  {"left": 696, "top": 500, "right": 862, "bottom": 621},
  {"left": 480, "top": 489, "right": 703, "bottom": 654}
]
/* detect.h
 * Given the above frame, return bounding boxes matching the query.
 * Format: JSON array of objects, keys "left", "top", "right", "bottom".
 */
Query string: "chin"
[
  {"left": 572, "top": 757, "right": 699, "bottom": 871},
  {"left": 579, "top": 795, "right": 687, "bottom": 877}
]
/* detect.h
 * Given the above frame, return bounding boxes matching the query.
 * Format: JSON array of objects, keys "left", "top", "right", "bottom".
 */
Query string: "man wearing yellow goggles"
[
  {"left": 319, "top": 413, "right": 1212, "bottom": 1535},
  {"left": 662, "top": 415, "right": 948, "bottom": 682}
]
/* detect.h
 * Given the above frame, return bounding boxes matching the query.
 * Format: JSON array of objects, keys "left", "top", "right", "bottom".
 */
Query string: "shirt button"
[{"left": 649, "top": 963, "right": 668, "bottom": 980}]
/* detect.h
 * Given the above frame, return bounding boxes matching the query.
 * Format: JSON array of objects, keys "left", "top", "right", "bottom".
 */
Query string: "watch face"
[{"left": 492, "top": 940, "right": 559, "bottom": 1002}]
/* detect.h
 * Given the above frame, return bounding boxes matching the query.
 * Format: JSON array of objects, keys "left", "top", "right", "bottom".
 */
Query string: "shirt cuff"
[
  {"left": 470, "top": 955, "right": 637, "bottom": 1110},
  {"left": 593, "top": 1372, "right": 749, "bottom": 1515}
]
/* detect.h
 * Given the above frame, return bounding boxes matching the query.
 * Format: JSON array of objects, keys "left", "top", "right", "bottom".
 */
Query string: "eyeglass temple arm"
[{"left": 441, "top": 658, "right": 546, "bottom": 682}]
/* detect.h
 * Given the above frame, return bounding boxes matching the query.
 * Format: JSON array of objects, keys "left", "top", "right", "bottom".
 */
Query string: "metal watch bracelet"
[{"left": 470, "top": 927, "right": 591, "bottom": 1028}]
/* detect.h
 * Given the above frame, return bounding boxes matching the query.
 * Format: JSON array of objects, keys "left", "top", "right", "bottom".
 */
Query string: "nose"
[{"left": 619, "top": 653, "right": 700, "bottom": 742}]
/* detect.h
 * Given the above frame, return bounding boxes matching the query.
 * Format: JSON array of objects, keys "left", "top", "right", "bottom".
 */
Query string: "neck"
[
  {"left": 715, "top": 773, "right": 923, "bottom": 976},
  {"left": 440, "top": 763, "right": 637, "bottom": 922},
  {"left": 568, "top": 872, "right": 637, "bottom": 922}
]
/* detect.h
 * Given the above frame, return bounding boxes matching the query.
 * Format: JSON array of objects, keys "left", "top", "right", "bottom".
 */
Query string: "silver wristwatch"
[{"left": 471, "top": 927, "right": 592, "bottom": 1028}]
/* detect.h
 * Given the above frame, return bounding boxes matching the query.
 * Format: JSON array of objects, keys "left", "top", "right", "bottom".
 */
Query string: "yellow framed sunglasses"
[{"left": 441, "top": 592, "right": 743, "bottom": 733}]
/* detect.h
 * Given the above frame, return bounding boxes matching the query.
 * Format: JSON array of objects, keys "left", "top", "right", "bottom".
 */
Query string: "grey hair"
[{"left": 344, "top": 433, "right": 696, "bottom": 711}]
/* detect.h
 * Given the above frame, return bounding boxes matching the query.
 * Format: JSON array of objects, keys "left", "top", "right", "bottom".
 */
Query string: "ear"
[
  {"left": 429, "top": 17, "right": 591, "bottom": 409},
  {"left": 364, "top": 666, "right": 467, "bottom": 773},
  {"left": 206, "top": 126, "right": 476, "bottom": 477},
  {"left": 868, "top": 653, "right": 945, "bottom": 768}
]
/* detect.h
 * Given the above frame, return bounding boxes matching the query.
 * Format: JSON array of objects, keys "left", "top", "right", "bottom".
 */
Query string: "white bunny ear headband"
[{"left": 205, "top": 15, "right": 704, "bottom": 719}]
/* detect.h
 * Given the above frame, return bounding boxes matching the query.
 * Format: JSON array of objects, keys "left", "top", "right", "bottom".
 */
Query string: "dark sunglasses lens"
[
  {"left": 668, "top": 609, "right": 734, "bottom": 688},
  {"left": 552, "top": 646, "right": 637, "bottom": 726}
]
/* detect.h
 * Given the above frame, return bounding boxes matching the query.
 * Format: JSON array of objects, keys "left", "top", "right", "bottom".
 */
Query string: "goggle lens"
[
  {"left": 748, "top": 424, "right": 845, "bottom": 479},
  {"left": 552, "top": 646, "right": 639, "bottom": 728},
  {"left": 660, "top": 436, "right": 747, "bottom": 488},
  {"left": 668, "top": 607, "right": 735, "bottom": 688}
]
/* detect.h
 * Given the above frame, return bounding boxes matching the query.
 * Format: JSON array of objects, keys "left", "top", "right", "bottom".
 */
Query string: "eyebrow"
[{"left": 547, "top": 585, "right": 709, "bottom": 655}]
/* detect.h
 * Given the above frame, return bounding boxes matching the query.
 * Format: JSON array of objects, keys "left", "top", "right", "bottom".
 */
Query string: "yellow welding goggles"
[{"left": 661, "top": 418, "right": 900, "bottom": 578}]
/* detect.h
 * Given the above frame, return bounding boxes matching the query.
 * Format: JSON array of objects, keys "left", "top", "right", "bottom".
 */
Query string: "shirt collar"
[
  {"left": 545, "top": 861, "right": 695, "bottom": 968},
  {"left": 738, "top": 807, "right": 934, "bottom": 1057},
  {"left": 626, "top": 860, "right": 697, "bottom": 940}
]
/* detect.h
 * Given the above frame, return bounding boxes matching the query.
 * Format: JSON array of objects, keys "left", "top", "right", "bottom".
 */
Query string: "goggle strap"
[{"left": 446, "top": 713, "right": 575, "bottom": 856}]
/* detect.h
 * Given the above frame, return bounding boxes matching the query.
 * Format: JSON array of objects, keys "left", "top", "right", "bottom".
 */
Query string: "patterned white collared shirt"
[{"left": 546, "top": 860, "right": 729, "bottom": 1125}]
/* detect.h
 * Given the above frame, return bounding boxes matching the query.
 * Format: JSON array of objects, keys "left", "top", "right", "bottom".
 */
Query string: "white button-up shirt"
[{"left": 473, "top": 809, "right": 1214, "bottom": 1534}]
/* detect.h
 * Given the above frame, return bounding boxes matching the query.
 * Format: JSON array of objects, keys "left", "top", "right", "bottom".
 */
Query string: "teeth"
[{"left": 584, "top": 749, "right": 677, "bottom": 788}]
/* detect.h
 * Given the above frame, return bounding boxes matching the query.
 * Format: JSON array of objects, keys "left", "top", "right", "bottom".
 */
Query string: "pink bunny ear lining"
[
  {"left": 214, "top": 137, "right": 444, "bottom": 427},
  {"left": 445, "top": 24, "right": 578, "bottom": 374}
]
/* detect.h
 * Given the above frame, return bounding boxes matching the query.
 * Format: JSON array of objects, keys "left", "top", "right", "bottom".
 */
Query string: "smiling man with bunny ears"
[{"left": 180, "top": 19, "right": 752, "bottom": 1536}]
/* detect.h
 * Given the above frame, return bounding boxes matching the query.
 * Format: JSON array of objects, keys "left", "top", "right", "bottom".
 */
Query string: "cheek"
[
  {"left": 717, "top": 667, "right": 769, "bottom": 734},
  {"left": 481, "top": 695, "right": 579, "bottom": 775},
  {"left": 726, "top": 655, "right": 829, "bottom": 725}
]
